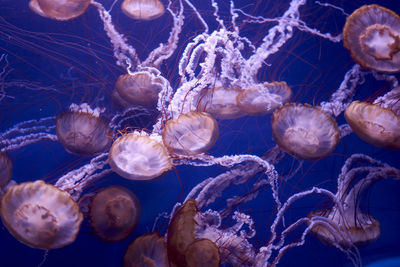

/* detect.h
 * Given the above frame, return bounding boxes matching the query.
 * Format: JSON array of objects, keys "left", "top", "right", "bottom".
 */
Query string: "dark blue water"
[{"left": 0, "top": 0, "right": 399, "bottom": 266}]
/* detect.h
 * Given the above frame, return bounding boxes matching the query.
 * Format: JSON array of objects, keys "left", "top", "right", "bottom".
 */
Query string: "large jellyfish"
[
  {"left": 56, "top": 104, "right": 112, "bottom": 156},
  {"left": 0, "top": 180, "right": 83, "bottom": 250},
  {"left": 343, "top": 4, "right": 400, "bottom": 73},
  {"left": 113, "top": 70, "right": 165, "bottom": 108},
  {"left": 121, "top": 0, "right": 165, "bottom": 21},
  {"left": 195, "top": 87, "right": 246, "bottom": 120},
  {"left": 308, "top": 154, "right": 400, "bottom": 248},
  {"left": 162, "top": 111, "right": 219, "bottom": 154},
  {"left": 108, "top": 132, "right": 172, "bottom": 180},
  {"left": 345, "top": 100, "right": 400, "bottom": 150},
  {"left": 237, "top": 82, "right": 292, "bottom": 116},
  {"left": 167, "top": 199, "right": 220, "bottom": 267},
  {"left": 29, "top": 0, "right": 90, "bottom": 21},
  {"left": 89, "top": 186, "right": 141, "bottom": 242},
  {"left": 271, "top": 103, "right": 340, "bottom": 160},
  {"left": 123, "top": 232, "right": 169, "bottom": 267}
]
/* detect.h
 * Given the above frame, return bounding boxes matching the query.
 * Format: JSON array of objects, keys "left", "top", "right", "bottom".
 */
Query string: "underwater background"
[{"left": 0, "top": 0, "right": 399, "bottom": 266}]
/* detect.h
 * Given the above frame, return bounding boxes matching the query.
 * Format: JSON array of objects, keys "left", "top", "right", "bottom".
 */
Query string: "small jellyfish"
[
  {"left": 343, "top": 5, "right": 400, "bottom": 73},
  {"left": 0, "top": 180, "right": 83, "bottom": 249},
  {"left": 32, "top": 0, "right": 90, "bottom": 21},
  {"left": 121, "top": 0, "right": 165, "bottom": 21},
  {"left": 113, "top": 72, "right": 163, "bottom": 108},
  {"left": 271, "top": 103, "right": 340, "bottom": 160},
  {"left": 309, "top": 209, "right": 380, "bottom": 248},
  {"left": 89, "top": 186, "right": 141, "bottom": 242},
  {"left": 236, "top": 82, "right": 292, "bottom": 115},
  {"left": 0, "top": 152, "right": 12, "bottom": 188},
  {"left": 108, "top": 132, "right": 172, "bottom": 180},
  {"left": 344, "top": 101, "right": 400, "bottom": 150},
  {"left": 196, "top": 87, "right": 245, "bottom": 120},
  {"left": 167, "top": 199, "right": 220, "bottom": 267},
  {"left": 123, "top": 232, "right": 169, "bottom": 267},
  {"left": 162, "top": 111, "right": 219, "bottom": 154},
  {"left": 56, "top": 110, "right": 112, "bottom": 156}
]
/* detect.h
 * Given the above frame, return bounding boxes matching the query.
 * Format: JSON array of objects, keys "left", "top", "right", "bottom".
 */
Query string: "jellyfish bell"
[
  {"left": 121, "top": 0, "right": 165, "bottom": 21},
  {"left": 56, "top": 106, "right": 112, "bottom": 156},
  {"left": 33, "top": 0, "right": 90, "bottom": 21},
  {"left": 0, "top": 152, "right": 12, "bottom": 188},
  {"left": 0, "top": 180, "right": 83, "bottom": 250},
  {"left": 309, "top": 209, "right": 380, "bottom": 248},
  {"left": 162, "top": 111, "right": 219, "bottom": 155},
  {"left": 271, "top": 103, "right": 340, "bottom": 160},
  {"left": 89, "top": 186, "right": 141, "bottom": 242},
  {"left": 167, "top": 199, "right": 197, "bottom": 266},
  {"left": 344, "top": 101, "right": 400, "bottom": 150},
  {"left": 113, "top": 71, "right": 164, "bottom": 108},
  {"left": 123, "top": 232, "right": 169, "bottom": 267},
  {"left": 167, "top": 199, "right": 221, "bottom": 267},
  {"left": 109, "top": 132, "right": 172, "bottom": 180},
  {"left": 236, "top": 82, "right": 292, "bottom": 116},
  {"left": 184, "top": 238, "right": 220, "bottom": 267},
  {"left": 343, "top": 4, "right": 400, "bottom": 73},
  {"left": 196, "top": 87, "right": 245, "bottom": 120}
]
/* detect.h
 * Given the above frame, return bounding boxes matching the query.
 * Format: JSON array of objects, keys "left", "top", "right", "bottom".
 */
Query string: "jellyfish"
[
  {"left": 0, "top": 152, "right": 12, "bottom": 188},
  {"left": 236, "top": 82, "right": 292, "bottom": 116},
  {"left": 184, "top": 239, "right": 220, "bottom": 267},
  {"left": 0, "top": 180, "right": 83, "bottom": 250},
  {"left": 343, "top": 5, "right": 400, "bottom": 73},
  {"left": 344, "top": 101, "right": 400, "bottom": 150},
  {"left": 271, "top": 103, "right": 340, "bottom": 160},
  {"left": 123, "top": 232, "right": 169, "bottom": 267},
  {"left": 162, "top": 111, "right": 219, "bottom": 154},
  {"left": 167, "top": 199, "right": 220, "bottom": 267},
  {"left": 108, "top": 132, "right": 172, "bottom": 180},
  {"left": 196, "top": 87, "right": 245, "bottom": 120},
  {"left": 89, "top": 186, "right": 141, "bottom": 242},
  {"left": 121, "top": 0, "right": 165, "bottom": 21},
  {"left": 56, "top": 107, "right": 112, "bottom": 156},
  {"left": 308, "top": 154, "right": 400, "bottom": 248},
  {"left": 113, "top": 71, "right": 164, "bottom": 108},
  {"left": 30, "top": 0, "right": 90, "bottom": 21}
]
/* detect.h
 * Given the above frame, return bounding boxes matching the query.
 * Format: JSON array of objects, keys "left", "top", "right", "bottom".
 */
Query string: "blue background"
[{"left": 0, "top": 0, "right": 399, "bottom": 266}]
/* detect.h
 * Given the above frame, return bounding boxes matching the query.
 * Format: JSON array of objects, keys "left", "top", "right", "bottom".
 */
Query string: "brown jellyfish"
[
  {"left": 0, "top": 180, "right": 83, "bottom": 249},
  {"left": 167, "top": 199, "right": 220, "bottom": 267},
  {"left": 89, "top": 186, "right": 141, "bottom": 242},
  {"left": 196, "top": 87, "right": 245, "bottom": 120},
  {"left": 184, "top": 238, "right": 220, "bottom": 267},
  {"left": 344, "top": 101, "right": 400, "bottom": 150},
  {"left": 113, "top": 72, "right": 164, "bottom": 108},
  {"left": 162, "top": 111, "right": 219, "bottom": 154},
  {"left": 343, "top": 5, "right": 400, "bottom": 73},
  {"left": 56, "top": 110, "right": 112, "bottom": 156},
  {"left": 121, "top": 0, "right": 165, "bottom": 21},
  {"left": 108, "top": 133, "right": 172, "bottom": 180},
  {"left": 0, "top": 152, "right": 12, "bottom": 188},
  {"left": 271, "top": 103, "right": 340, "bottom": 160},
  {"left": 309, "top": 209, "right": 380, "bottom": 248},
  {"left": 306, "top": 154, "right": 400, "bottom": 248},
  {"left": 167, "top": 199, "right": 197, "bottom": 267},
  {"left": 32, "top": 0, "right": 90, "bottom": 21},
  {"left": 123, "top": 232, "right": 169, "bottom": 267},
  {"left": 237, "top": 82, "right": 292, "bottom": 115}
]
